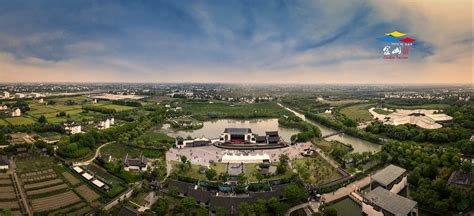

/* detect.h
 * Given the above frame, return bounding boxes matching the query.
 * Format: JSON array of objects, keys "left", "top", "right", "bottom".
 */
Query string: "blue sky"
[{"left": 0, "top": 0, "right": 472, "bottom": 83}]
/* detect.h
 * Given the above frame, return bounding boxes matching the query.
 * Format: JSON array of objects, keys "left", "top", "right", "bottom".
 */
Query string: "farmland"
[
  {"left": 339, "top": 103, "right": 375, "bottom": 122},
  {"left": 0, "top": 174, "right": 22, "bottom": 215},
  {"left": 14, "top": 157, "right": 110, "bottom": 214}
]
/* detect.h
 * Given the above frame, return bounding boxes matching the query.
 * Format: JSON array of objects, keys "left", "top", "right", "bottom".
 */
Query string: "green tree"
[
  {"left": 205, "top": 168, "right": 217, "bottom": 180},
  {"left": 181, "top": 197, "right": 196, "bottom": 209},
  {"left": 284, "top": 185, "right": 304, "bottom": 203},
  {"left": 38, "top": 115, "right": 47, "bottom": 124},
  {"left": 151, "top": 198, "right": 169, "bottom": 215}
]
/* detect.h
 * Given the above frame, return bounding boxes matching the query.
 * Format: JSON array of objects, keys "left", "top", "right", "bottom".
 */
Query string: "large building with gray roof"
[
  {"left": 371, "top": 164, "right": 407, "bottom": 194},
  {"left": 362, "top": 187, "right": 418, "bottom": 216}
]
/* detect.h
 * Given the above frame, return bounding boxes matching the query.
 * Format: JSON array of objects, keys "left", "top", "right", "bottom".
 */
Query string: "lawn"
[
  {"left": 373, "top": 108, "right": 393, "bottom": 115},
  {"left": 0, "top": 119, "right": 9, "bottom": 126},
  {"left": 94, "top": 104, "right": 135, "bottom": 111},
  {"left": 293, "top": 156, "right": 342, "bottom": 184},
  {"left": 100, "top": 142, "right": 142, "bottom": 159},
  {"left": 340, "top": 103, "right": 374, "bottom": 122},
  {"left": 325, "top": 99, "right": 366, "bottom": 106},
  {"left": 181, "top": 101, "right": 292, "bottom": 121},
  {"left": 4, "top": 116, "right": 36, "bottom": 125},
  {"left": 384, "top": 103, "right": 451, "bottom": 110}
]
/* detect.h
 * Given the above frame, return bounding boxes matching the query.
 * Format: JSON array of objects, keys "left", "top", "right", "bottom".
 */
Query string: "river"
[{"left": 278, "top": 103, "right": 381, "bottom": 153}]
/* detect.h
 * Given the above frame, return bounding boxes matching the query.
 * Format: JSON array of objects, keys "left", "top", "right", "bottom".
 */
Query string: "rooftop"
[
  {"left": 364, "top": 187, "right": 417, "bottom": 215},
  {"left": 371, "top": 164, "right": 406, "bottom": 187},
  {"left": 224, "top": 128, "right": 252, "bottom": 135}
]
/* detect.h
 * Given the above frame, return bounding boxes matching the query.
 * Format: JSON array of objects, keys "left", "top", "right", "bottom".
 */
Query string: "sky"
[{"left": 0, "top": 0, "right": 472, "bottom": 84}]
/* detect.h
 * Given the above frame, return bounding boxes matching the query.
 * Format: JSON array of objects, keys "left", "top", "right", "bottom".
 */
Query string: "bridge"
[{"left": 321, "top": 131, "right": 344, "bottom": 138}]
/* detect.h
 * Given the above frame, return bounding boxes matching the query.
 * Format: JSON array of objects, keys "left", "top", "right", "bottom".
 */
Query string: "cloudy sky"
[{"left": 0, "top": 0, "right": 472, "bottom": 84}]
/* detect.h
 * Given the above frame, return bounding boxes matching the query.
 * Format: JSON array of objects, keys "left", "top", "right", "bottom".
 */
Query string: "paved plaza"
[{"left": 166, "top": 143, "right": 312, "bottom": 166}]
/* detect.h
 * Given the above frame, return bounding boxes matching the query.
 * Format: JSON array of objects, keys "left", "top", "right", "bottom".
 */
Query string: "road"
[
  {"left": 75, "top": 141, "right": 115, "bottom": 165},
  {"left": 13, "top": 172, "right": 32, "bottom": 216}
]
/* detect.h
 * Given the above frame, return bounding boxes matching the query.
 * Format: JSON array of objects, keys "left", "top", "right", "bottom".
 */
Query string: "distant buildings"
[
  {"left": 10, "top": 108, "right": 21, "bottom": 117},
  {"left": 123, "top": 154, "right": 148, "bottom": 171},
  {"left": 0, "top": 91, "right": 9, "bottom": 99},
  {"left": 63, "top": 122, "right": 82, "bottom": 134},
  {"left": 0, "top": 105, "right": 8, "bottom": 110}
]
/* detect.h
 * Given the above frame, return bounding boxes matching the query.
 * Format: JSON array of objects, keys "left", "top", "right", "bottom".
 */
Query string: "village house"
[
  {"left": 63, "top": 122, "right": 82, "bottom": 134},
  {"left": 123, "top": 154, "right": 148, "bottom": 171},
  {"left": 97, "top": 118, "right": 115, "bottom": 130},
  {"left": 11, "top": 108, "right": 21, "bottom": 117},
  {"left": 0, "top": 105, "right": 7, "bottom": 110},
  {"left": 0, "top": 155, "right": 10, "bottom": 170},
  {"left": 1, "top": 91, "right": 10, "bottom": 99}
]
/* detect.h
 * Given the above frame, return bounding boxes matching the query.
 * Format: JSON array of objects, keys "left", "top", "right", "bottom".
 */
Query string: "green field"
[
  {"left": 182, "top": 101, "right": 292, "bottom": 121},
  {"left": 340, "top": 103, "right": 374, "bottom": 122},
  {"left": 0, "top": 118, "right": 9, "bottom": 126},
  {"left": 373, "top": 108, "right": 393, "bottom": 115},
  {"left": 16, "top": 156, "right": 57, "bottom": 173},
  {"left": 293, "top": 156, "right": 342, "bottom": 184},
  {"left": 325, "top": 99, "right": 366, "bottom": 106},
  {"left": 4, "top": 116, "right": 36, "bottom": 125},
  {"left": 384, "top": 103, "right": 451, "bottom": 110},
  {"left": 93, "top": 104, "right": 135, "bottom": 111}
]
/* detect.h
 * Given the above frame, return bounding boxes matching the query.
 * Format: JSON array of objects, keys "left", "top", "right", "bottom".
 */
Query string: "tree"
[
  {"left": 218, "top": 172, "right": 229, "bottom": 182},
  {"left": 38, "top": 115, "right": 47, "bottom": 124},
  {"left": 239, "top": 202, "right": 254, "bottom": 216},
  {"left": 168, "top": 186, "right": 179, "bottom": 197},
  {"left": 461, "top": 161, "right": 472, "bottom": 173},
  {"left": 284, "top": 185, "right": 304, "bottom": 203},
  {"left": 237, "top": 173, "right": 247, "bottom": 184},
  {"left": 181, "top": 197, "right": 196, "bottom": 209},
  {"left": 151, "top": 198, "right": 168, "bottom": 215},
  {"left": 205, "top": 168, "right": 217, "bottom": 180}
]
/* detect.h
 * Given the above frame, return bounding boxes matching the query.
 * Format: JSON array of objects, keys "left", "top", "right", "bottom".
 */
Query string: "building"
[
  {"left": 0, "top": 105, "right": 7, "bottom": 110},
  {"left": 371, "top": 164, "right": 407, "bottom": 194},
  {"left": 123, "top": 154, "right": 148, "bottom": 171},
  {"left": 1, "top": 91, "right": 10, "bottom": 99},
  {"left": 117, "top": 206, "right": 140, "bottom": 216},
  {"left": 265, "top": 131, "right": 280, "bottom": 144},
  {"left": 38, "top": 98, "right": 44, "bottom": 103},
  {"left": 10, "top": 108, "right": 21, "bottom": 117},
  {"left": 63, "top": 122, "right": 82, "bottom": 134},
  {"left": 369, "top": 108, "right": 453, "bottom": 129},
  {"left": 220, "top": 128, "right": 255, "bottom": 144},
  {"left": 97, "top": 118, "right": 115, "bottom": 130},
  {"left": 0, "top": 155, "right": 10, "bottom": 170},
  {"left": 362, "top": 187, "right": 418, "bottom": 216},
  {"left": 14, "top": 93, "right": 25, "bottom": 98},
  {"left": 175, "top": 136, "right": 212, "bottom": 148}
]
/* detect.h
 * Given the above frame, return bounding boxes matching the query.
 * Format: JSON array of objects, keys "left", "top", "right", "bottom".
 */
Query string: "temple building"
[{"left": 220, "top": 128, "right": 255, "bottom": 144}]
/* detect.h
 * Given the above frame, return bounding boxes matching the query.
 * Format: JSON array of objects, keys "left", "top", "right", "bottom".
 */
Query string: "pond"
[
  {"left": 327, "top": 198, "right": 362, "bottom": 216},
  {"left": 278, "top": 104, "right": 381, "bottom": 153},
  {"left": 161, "top": 118, "right": 300, "bottom": 142}
]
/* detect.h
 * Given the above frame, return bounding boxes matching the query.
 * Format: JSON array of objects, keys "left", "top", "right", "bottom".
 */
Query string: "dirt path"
[
  {"left": 75, "top": 141, "right": 115, "bottom": 165},
  {"left": 13, "top": 172, "right": 32, "bottom": 216}
]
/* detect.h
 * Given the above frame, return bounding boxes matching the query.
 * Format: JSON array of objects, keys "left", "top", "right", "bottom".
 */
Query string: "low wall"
[{"left": 103, "top": 183, "right": 142, "bottom": 210}]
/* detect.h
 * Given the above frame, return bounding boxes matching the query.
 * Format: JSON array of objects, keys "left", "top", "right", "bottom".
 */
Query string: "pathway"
[
  {"left": 13, "top": 172, "right": 32, "bottom": 216},
  {"left": 75, "top": 141, "right": 115, "bottom": 165}
]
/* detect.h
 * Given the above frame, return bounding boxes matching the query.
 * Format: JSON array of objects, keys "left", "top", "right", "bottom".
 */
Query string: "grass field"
[
  {"left": 0, "top": 119, "right": 9, "bottom": 126},
  {"left": 182, "top": 101, "right": 292, "bottom": 121},
  {"left": 92, "top": 104, "right": 135, "bottom": 111},
  {"left": 293, "top": 156, "right": 342, "bottom": 184},
  {"left": 16, "top": 157, "right": 57, "bottom": 173},
  {"left": 324, "top": 99, "right": 366, "bottom": 106},
  {"left": 340, "top": 103, "right": 374, "bottom": 122},
  {"left": 373, "top": 108, "right": 393, "bottom": 115}
]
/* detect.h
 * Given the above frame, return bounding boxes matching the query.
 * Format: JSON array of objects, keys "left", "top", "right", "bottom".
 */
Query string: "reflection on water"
[
  {"left": 328, "top": 198, "right": 362, "bottom": 216},
  {"left": 278, "top": 104, "right": 381, "bottom": 153},
  {"left": 161, "top": 118, "right": 300, "bottom": 142}
]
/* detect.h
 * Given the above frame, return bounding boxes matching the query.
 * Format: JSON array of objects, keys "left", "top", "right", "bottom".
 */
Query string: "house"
[
  {"left": 363, "top": 187, "right": 418, "bottom": 216},
  {"left": 265, "top": 131, "right": 280, "bottom": 144},
  {"left": 38, "top": 98, "right": 44, "bottom": 103},
  {"left": 0, "top": 105, "right": 7, "bottom": 110},
  {"left": 11, "top": 108, "right": 21, "bottom": 117},
  {"left": 97, "top": 118, "right": 114, "bottom": 130},
  {"left": 220, "top": 128, "right": 255, "bottom": 144},
  {"left": 371, "top": 164, "right": 407, "bottom": 194},
  {"left": 117, "top": 206, "right": 140, "bottom": 216},
  {"left": 123, "top": 154, "right": 148, "bottom": 171},
  {"left": 63, "top": 122, "right": 82, "bottom": 134},
  {"left": 0, "top": 155, "right": 10, "bottom": 170},
  {"left": 175, "top": 136, "right": 211, "bottom": 148},
  {"left": 14, "top": 93, "right": 25, "bottom": 98},
  {"left": 1, "top": 91, "right": 10, "bottom": 99}
]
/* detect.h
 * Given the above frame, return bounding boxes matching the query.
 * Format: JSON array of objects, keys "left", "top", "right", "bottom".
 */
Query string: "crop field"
[
  {"left": 75, "top": 185, "right": 100, "bottom": 203},
  {"left": 27, "top": 184, "right": 68, "bottom": 196},
  {"left": 21, "top": 169, "right": 57, "bottom": 183},
  {"left": 62, "top": 172, "right": 80, "bottom": 186},
  {"left": 181, "top": 101, "right": 292, "bottom": 121},
  {"left": 0, "top": 119, "right": 9, "bottom": 126},
  {"left": 373, "top": 108, "right": 393, "bottom": 115},
  {"left": 24, "top": 178, "right": 63, "bottom": 190},
  {"left": 0, "top": 201, "right": 20, "bottom": 209},
  {"left": 0, "top": 185, "right": 15, "bottom": 192},
  {"left": 0, "top": 174, "right": 21, "bottom": 213},
  {"left": 340, "top": 103, "right": 375, "bottom": 122},
  {"left": 31, "top": 191, "right": 81, "bottom": 212},
  {"left": 98, "top": 104, "right": 135, "bottom": 111},
  {"left": 3, "top": 117, "right": 36, "bottom": 125},
  {"left": 16, "top": 157, "right": 56, "bottom": 173}
]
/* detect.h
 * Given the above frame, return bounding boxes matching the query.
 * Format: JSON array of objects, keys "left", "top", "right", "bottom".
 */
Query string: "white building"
[
  {"left": 369, "top": 108, "right": 453, "bottom": 129},
  {"left": 11, "top": 108, "right": 21, "bottom": 117},
  {"left": 63, "top": 122, "right": 82, "bottom": 134},
  {"left": 97, "top": 118, "right": 115, "bottom": 130},
  {"left": 38, "top": 98, "right": 44, "bottom": 103},
  {"left": 14, "top": 93, "right": 25, "bottom": 98},
  {"left": 0, "top": 91, "right": 9, "bottom": 99},
  {"left": 0, "top": 105, "right": 7, "bottom": 110}
]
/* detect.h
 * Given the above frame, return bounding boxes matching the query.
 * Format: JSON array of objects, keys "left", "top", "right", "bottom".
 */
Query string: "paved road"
[{"left": 13, "top": 172, "right": 32, "bottom": 216}]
